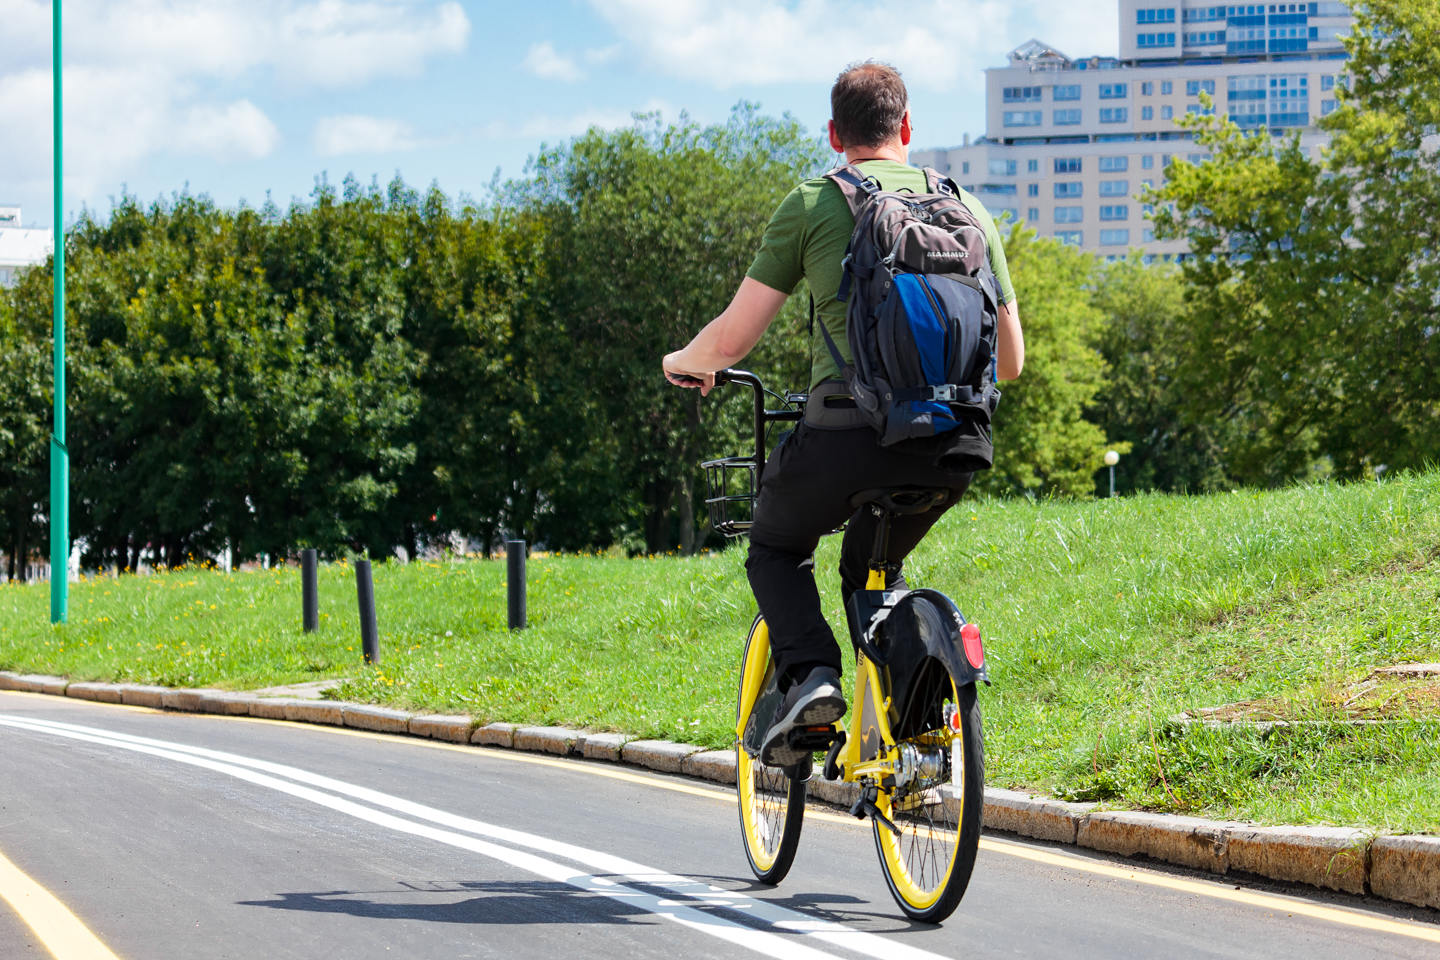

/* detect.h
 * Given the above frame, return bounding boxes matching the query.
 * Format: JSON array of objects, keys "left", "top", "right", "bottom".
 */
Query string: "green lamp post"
[{"left": 50, "top": 0, "right": 68, "bottom": 623}]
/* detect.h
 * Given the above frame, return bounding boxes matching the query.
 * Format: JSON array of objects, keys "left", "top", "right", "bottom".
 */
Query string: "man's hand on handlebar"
[{"left": 663, "top": 352, "right": 717, "bottom": 396}]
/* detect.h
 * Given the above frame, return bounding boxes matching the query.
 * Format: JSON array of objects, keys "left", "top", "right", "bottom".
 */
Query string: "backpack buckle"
[{"left": 926, "top": 384, "right": 959, "bottom": 402}]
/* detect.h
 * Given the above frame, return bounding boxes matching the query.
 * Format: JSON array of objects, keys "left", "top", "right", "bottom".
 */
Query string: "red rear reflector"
[{"left": 960, "top": 622, "right": 984, "bottom": 669}]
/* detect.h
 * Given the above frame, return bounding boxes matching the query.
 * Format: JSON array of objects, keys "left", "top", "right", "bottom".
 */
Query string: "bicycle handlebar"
[{"left": 713, "top": 368, "right": 802, "bottom": 475}]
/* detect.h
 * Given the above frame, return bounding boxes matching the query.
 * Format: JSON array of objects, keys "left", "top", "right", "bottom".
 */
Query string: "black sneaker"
[{"left": 760, "top": 666, "right": 846, "bottom": 768}]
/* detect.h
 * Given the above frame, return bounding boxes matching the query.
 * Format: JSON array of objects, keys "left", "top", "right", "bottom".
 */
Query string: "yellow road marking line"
[
  {"left": 0, "top": 846, "right": 122, "bottom": 960},
  {"left": 49, "top": 699, "right": 1440, "bottom": 943}
]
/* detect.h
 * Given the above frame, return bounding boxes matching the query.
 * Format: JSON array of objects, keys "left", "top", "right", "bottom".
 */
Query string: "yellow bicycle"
[{"left": 704, "top": 369, "right": 987, "bottom": 924}]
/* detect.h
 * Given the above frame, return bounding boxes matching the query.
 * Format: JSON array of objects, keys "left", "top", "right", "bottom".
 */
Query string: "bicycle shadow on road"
[{"left": 238, "top": 880, "right": 654, "bottom": 926}]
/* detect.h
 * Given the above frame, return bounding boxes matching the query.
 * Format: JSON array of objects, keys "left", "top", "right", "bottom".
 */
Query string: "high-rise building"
[
  {"left": 0, "top": 205, "right": 53, "bottom": 287},
  {"left": 912, "top": 2, "right": 1355, "bottom": 261}
]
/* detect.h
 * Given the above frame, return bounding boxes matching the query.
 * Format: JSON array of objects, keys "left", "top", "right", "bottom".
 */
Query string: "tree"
[
  {"left": 1150, "top": 0, "right": 1440, "bottom": 482},
  {"left": 511, "top": 104, "right": 829, "bottom": 552},
  {"left": 1090, "top": 255, "right": 1228, "bottom": 493},
  {"left": 0, "top": 280, "right": 50, "bottom": 579},
  {"left": 972, "top": 228, "right": 1116, "bottom": 498}
]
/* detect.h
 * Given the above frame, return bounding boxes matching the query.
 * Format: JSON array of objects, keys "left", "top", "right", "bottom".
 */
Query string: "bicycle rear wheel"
[
  {"left": 736, "top": 613, "right": 805, "bottom": 884},
  {"left": 873, "top": 667, "right": 983, "bottom": 923}
]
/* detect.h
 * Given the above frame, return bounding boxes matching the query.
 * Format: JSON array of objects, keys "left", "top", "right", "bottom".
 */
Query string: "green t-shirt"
[{"left": 746, "top": 159, "right": 1017, "bottom": 390}]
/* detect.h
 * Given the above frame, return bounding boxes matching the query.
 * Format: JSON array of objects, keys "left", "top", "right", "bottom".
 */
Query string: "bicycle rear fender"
[{"left": 877, "top": 589, "right": 989, "bottom": 735}]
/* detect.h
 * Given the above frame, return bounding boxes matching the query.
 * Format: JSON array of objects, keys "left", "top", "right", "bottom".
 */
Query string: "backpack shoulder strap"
[
  {"left": 922, "top": 166, "right": 961, "bottom": 199},
  {"left": 825, "top": 163, "right": 881, "bottom": 216}
]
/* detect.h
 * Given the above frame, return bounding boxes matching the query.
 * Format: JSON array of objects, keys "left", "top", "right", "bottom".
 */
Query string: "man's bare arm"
[
  {"left": 996, "top": 299, "right": 1024, "bottom": 381},
  {"left": 662, "top": 277, "right": 790, "bottom": 395}
]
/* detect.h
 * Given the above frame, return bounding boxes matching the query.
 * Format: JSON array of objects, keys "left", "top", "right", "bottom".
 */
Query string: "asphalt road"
[{"left": 1, "top": 690, "right": 1437, "bottom": 960}]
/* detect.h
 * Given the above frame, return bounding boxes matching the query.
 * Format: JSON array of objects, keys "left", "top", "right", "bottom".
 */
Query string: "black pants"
[{"left": 744, "top": 421, "right": 972, "bottom": 683}]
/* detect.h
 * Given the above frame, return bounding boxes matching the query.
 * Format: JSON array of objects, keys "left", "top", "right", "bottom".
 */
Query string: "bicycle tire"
[
  {"left": 735, "top": 613, "right": 806, "bottom": 884},
  {"left": 872, "top": 667, "right": 984, "bottom": 923}
]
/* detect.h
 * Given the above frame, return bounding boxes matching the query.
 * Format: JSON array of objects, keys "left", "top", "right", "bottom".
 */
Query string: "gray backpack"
[{"left": 819, "top": 164, "right": 1002, "bottom": 468}]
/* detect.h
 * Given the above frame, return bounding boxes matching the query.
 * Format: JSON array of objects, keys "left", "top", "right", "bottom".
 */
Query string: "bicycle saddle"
[{"left": 848, "top": 486, "right": 950, "bottom": 516}]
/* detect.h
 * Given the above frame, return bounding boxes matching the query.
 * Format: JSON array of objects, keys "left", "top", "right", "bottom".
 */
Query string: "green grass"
[{"left": 3, "top": 471, "right": 1439, "bottom": 832}]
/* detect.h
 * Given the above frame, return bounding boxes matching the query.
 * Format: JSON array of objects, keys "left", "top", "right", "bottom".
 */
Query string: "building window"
[
  {"left": 1142, "top": 154, "right": 1155, "bottom": 169},
  {"left": 1143, "top": 229, "right": 1156, "bottom": 243},
  {"left": 1142, "top": 105, "right": 1154, "bottom": 120},
  {"left": 1136, "top": 8, "right": 1176, "bottom": 24},
  {"left": 981, "top": 184, "right": 1019, "bottom": 196},
  {"left": 989, "top": 158, "right": 1017, "bottom": 176},
  {"left": 1055, "top": 231, "right": 1083, "bottom": 246},
  {"left": 1028, "top": 183, "right": 1040, "bottom": 197},
  {"left": 1099, "top": 83, "right": 1129, "bottom": 99},
  {"left": 1027, "top": 158, "right": 1040, "bottom": 173},
  {"left": 1027, "top": 207, "right": 1040, "bottom": 222},
  {"left": 1054, "top": 182, "right": 1083, "bottom": 198},
  {"left": 1054, "top": 109, "right": 1083, "bottom": 125},
  {"left": 1100, "top": 228, "right": 1131, "bottom": 246},
  {"left": 1188, "top": 153, "right": 1210, "bottom": 164},
  {"left": 1053, "top": 84, "right": 1082, "bottom": 101},
  {"left": 1004, "top": 110, "right": 1043, "bottom": 127},
  {"left": 1100, "top": 179, "right": 1131, "bottom": 196},
  {"left": 1100, "top": 204, "right": 1129, "bottom": 220},
  {"left": 1162, "top": 105, "right": 1174, "bottom": 119},
  {"left": 1321, "top": 98, "right": 1339, "bottom": 115},
  {"left": 1003, "top": 86, "right": 1043, "bottom": 103},
  {"left": 1186, "top": 79, "right": 1217, "bottom": 96},
  {"left": 1099, "top": 156, "right": 1129, "bottom": 172},
  {"left": 1054, "top": 157, "right": 1082, "bottom": 174},
  {"left": 1161, "top": 80, "right": 1173, "bottom": 95},
  {"left": 994, "top": 207, "right": 1019, "bottom": 223},
  {"left": 1100, "top": 107, "right": 1129, "bottom": 123},
  {"left": 1321, "top": 74, "right": 1335, "bottom": 91},
  {"left": 1141, "top": 81, "right": 1154, "bottom": 95},
  {"left": 1137, "top": 32, "right": 1176, "bottom": 48},
  {"left": 963, "top": 161, "right": 971, "bottom": 174},
  {"left": 1055, "top": 206, "right": 1084, "bottom": 223},
  {"left": 1186, "top": 102, "right": 1216, "bottom": 115}
]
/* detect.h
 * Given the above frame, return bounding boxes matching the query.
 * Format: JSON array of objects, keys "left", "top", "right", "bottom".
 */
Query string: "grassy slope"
[{"left": 2, "top": 472, "right": 1437, "bottom": 831}]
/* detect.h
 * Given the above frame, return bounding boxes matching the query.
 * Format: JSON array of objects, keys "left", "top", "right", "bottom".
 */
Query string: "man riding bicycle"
[{"left": 663, "top": 61, "right": 1024, "bottom": 768}]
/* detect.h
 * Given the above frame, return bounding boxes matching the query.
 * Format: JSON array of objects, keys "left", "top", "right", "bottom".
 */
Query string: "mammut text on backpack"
[{"left": 820, "top": 164, "right": 1002, "bottom": 469}]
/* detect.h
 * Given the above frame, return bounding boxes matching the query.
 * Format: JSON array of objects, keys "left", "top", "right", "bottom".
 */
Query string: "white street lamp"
[{"left": 1104, "top": 449, "right": 1120, "bottom": 498}]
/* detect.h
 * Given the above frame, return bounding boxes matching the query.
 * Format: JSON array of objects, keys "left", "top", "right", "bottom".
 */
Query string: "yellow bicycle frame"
[{"left": 735, "top": 566, "right": 903, "bottom": 784}]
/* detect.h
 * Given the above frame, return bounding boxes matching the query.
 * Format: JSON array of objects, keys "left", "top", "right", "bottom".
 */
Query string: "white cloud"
[
  {"left": 477, "top": 98, "right": 675, "bottom": 142},
  {"left": 523, "top": 42, "right": 584, "bottom": 82},
  {"left": 313, "top": 115, "right": 419, "bottom": 157},
  {"left": 174, "top": 101, "right": 283, "bottom": 160},
  {"left": 584, "top": 0, "right": 1118, "bottom": 91},
  {"left": 0, "top": 0, "right": 470, "bottom": 217}
]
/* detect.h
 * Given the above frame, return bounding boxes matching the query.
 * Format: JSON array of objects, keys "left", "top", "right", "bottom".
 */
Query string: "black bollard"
[
  {"left": 356, "top": 558, "right": 379, "bottom": 663},
  {"left": 506, "top": 540, "right": 526, "bottom": 630},
  {"left": 301, "top": 549, "right": 318, "bottom": 633}
]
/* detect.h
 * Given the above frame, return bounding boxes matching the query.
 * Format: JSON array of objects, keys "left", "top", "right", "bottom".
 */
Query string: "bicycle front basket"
[{"left": 703, "top": 455, "right": 757, "bottom": 537}]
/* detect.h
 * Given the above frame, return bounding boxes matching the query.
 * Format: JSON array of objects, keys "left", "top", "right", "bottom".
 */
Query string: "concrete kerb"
[{"left": 4, "top": 669, "right": 1440, "bottom": 910}]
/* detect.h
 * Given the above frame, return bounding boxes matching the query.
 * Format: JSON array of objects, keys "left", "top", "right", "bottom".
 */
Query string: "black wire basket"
[{"left": 703, "top": 455, "right": 758, "bottom": 537}]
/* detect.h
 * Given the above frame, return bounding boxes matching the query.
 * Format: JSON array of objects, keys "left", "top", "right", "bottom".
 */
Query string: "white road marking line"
[{"left": 1, "top": 715, "right": 953, "bottom": 960}]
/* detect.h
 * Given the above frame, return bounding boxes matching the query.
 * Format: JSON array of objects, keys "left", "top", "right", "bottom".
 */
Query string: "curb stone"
[
  {"left": 471, "top": 722, "right": 517, "bottom": 747},
  {"left": 1079, "top": 811, "right": 1236, "bottom": 874},
  {"left": 513, "top": 725, "right": 584, "bottom": 756},
  {"left": 1226, "top": 825, "right": 1369, "bottom": 895},
  {"left": 65, "top": 682, "right": 125, "bottom": 704},
  {"left": 580, "top": 732, "right": 633, "bottom": 762},
  {"left": 1371, "top": 836, "right": 1440, "bottom": 910},
  {"left": 621, "top": 739, "right": 703, "bottom": 774},
  {"left": 983, "top": 789, "right": 1096, "bottom": 845},
  {"left": 342, "top": 704, "right": 413, "bottom": 734},
  {"left": 407, "top": 714, "right": 472, "bottom": 743},
  {"left": 4, "top": 669, "right": 1439, "bottom": 911}
]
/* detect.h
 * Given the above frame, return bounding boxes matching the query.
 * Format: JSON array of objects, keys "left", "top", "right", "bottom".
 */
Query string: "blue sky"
[{"left": 1, "top": 1, "right": 1120, "bottom": 230}]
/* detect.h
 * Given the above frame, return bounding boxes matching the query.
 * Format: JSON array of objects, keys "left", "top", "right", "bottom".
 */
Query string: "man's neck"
[{"left": 844, "top": 142, "right": 907, "bottom": 165}]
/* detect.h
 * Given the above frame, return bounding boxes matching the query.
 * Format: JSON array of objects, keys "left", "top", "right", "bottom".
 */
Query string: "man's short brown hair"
[{"left": 830, "top": 61, "right": 908, "bottom": 149}]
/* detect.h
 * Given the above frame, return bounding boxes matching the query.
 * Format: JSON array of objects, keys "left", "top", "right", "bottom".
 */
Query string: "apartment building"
[
  {"left": 0, "top": 205, "right": 53, "bottom": 287},
  {"left": 912, "top": 2, "right": 1354, "bottom": 261}
]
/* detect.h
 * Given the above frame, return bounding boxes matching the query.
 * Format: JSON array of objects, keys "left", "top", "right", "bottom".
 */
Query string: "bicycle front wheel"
[
  {"left": 736, "top": 613, "right": 805, "bottom": 884},
  {"left": 873, "top": 670, "right": 984, "bottom": 923}
]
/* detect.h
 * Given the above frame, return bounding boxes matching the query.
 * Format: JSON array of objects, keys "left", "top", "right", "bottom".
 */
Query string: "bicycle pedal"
[{"left": 786, "top": 724, "right": 843, "bottom": 752}]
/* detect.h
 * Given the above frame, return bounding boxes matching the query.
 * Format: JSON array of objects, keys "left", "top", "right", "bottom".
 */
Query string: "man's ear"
[
  {"left": 827, "top": 119, "right": 845, "bottom": 153},
  {"left": 899, "top": 109, "right": 912, "bottom": 146}
]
